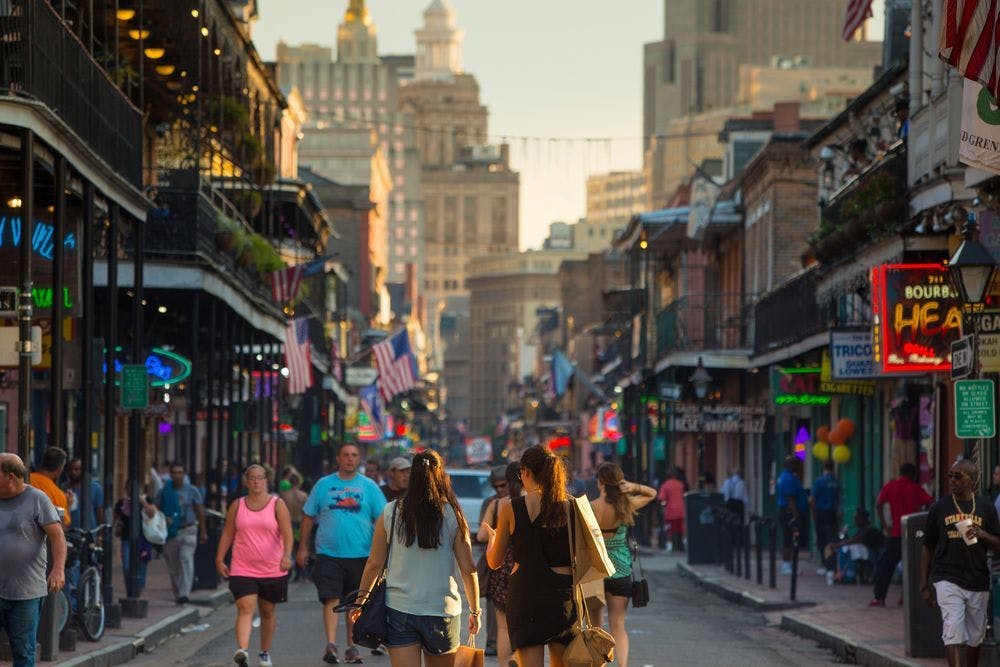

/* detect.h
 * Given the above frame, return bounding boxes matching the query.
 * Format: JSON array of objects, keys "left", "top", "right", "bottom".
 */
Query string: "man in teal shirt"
[{"left": 298, "top": 444, "right": 386, "bottom": 664}]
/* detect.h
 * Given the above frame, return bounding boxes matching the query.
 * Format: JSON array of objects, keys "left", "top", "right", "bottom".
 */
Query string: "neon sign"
[
  {"left": 871, "top": 264, "right": 961, "bottom": 373},
  {"left": 770, "top": 366, "right": 832, "bottom": 406},
  {"left": 103, "top": 347, "right": 192, "bottom": 387},
  {"left": 0, "top": 217, "right": 77, "bottom": 261}
]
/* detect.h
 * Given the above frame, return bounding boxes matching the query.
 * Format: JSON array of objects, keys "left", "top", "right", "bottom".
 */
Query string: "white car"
[{"left": 446, "top": 468, "right": 494, "bottom": 534}]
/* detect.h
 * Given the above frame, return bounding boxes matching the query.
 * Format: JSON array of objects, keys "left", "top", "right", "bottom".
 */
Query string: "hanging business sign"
[
  {"left": 770, "top": 366, "right": 831, "bottom": 405},
  {"left": 821, "top": 350, "right": 876, "bottom": 396},
  {"left": 829, "top": 330, "right": 878, "bottom": 380},
  {"left": 871, "top": 263, "right": 962, "bottom": 374},
  {"left": 669, "top": 403, "right": 767, "bottom": 434},
  {"left": 971, "top": 309, "right": 1000, "bottom": 372}
]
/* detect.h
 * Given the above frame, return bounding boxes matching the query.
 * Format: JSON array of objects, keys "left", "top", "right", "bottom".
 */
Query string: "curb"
[
  {"left": 779, "top": 615, "right": 924, "bottom": 667},
  {"left": 190, "top": 587, "right": 234, "bottom": 610},
  {"left": 136, "top": 606, "right": 201, "bottom": 652},
  {"left": 676, "top": 562, "right": 816, "bottom": 611}
]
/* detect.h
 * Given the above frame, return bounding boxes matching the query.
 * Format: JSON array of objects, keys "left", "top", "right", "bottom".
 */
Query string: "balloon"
[
  {"left": 816, "top": 425, "right": 830, "bottom": 442},
  {"left": 832, "top": 444, "right": 851, "bottom": 464},
  {"left": 828, "top": 427, "right": 847, "bottom": 445},
  {"left": 837, "top": 418, "right": 856, "bottom": 439},
  {"left": 812, "top": 442, "right": 830, "bottom": 461}
]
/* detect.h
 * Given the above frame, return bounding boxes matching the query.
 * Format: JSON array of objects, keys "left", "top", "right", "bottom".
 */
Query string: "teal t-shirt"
[{"left": 304, "top": 472, "right": 387, "bottom": 558}]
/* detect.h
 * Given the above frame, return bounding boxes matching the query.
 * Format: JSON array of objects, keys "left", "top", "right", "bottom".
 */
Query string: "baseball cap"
[
  {"left": 489, "top": 465, "right": 507, "bottom": 483},
  {"left": 389, "top": 457, "right": 412, "bottom": 471}
]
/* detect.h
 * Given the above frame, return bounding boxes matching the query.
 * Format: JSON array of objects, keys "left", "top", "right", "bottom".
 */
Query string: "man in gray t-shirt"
[{"left": 0, "top": 452, "right": 66, "bottom": 667}]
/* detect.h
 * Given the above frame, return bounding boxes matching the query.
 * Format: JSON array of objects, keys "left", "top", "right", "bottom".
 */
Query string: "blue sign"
[
  {"left": 829, "top": 330, "right": 878, "bottom": 380},
  {"left": 0, "top": 217, "right": 77, "bottom": 261}
]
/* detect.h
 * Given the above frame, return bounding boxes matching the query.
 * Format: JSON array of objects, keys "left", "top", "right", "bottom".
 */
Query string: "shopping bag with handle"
[{"left": 454, "top": 634, "right": 484, "bottom": 667}]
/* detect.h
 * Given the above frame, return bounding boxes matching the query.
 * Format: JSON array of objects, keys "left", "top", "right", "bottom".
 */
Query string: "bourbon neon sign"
[{"left": 871, "top": 263, "right": 961, "bottom": 373}]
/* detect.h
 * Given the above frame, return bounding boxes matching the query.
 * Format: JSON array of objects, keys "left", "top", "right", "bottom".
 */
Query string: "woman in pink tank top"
[{"left": 215, "top": 465, "right": 293, "bottom": 667}]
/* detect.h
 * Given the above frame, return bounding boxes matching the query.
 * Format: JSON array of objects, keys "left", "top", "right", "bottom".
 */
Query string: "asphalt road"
[{"left": 133, "top": 563, "right": 838, "bottom": 666}]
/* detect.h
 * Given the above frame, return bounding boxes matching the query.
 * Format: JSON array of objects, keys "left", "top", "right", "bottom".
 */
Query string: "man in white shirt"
[{"left": 722, "top": 468, "right": 749, "bottom": 522}]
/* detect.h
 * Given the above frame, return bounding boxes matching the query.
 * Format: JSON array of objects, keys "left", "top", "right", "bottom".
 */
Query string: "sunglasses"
[
  {"left": 947, "top": 472, "right": 966, "bottom": 480},
  {"left": 493, "top": 482, "right": 508, "bottom": 490}
]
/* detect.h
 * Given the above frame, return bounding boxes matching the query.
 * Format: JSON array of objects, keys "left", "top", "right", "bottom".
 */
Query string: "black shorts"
[
  {"left": 312, "top": 555, "right": 367, "bottom": 603},
  {"left": 604, "top": 576, "right": 632, "bottom": 599},
  {"left": 780, "top": 508, "right": 800, "bottom": 549},
  {"left": 229, "top": 575, "right": 289, "bottom": 604}
]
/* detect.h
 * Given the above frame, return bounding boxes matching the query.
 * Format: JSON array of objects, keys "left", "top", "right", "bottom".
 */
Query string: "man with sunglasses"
[
  {"left": 476, "top": 465, "right": 509, "bottom": 657},
  {"left": 922, "top": 459, "right": 1000, "bottom": 667},
  {"left": 870, "top": 462, "right": 932, "bottom": 606}
]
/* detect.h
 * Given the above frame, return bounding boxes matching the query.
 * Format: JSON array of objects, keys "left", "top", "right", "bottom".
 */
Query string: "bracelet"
[{"left": 469, "top": 609, "right": 481, "bottom": 617}]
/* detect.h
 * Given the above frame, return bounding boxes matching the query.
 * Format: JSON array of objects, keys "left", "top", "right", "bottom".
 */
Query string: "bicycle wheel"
[
  {"left": 75, "top": 567, "right": 105, "bottom": 641},
  {"left": 54, "top": 588, "right": 70, "bottom": 634}
]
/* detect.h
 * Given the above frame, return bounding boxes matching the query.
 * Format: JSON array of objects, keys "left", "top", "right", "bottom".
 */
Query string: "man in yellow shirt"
[{"left": 29, "top": 447, "right": 71, "bottom": 527}]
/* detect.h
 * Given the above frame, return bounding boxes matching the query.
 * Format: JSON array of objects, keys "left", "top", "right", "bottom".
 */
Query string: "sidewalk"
[
  {"left": 41, "top": 549, "right": 232, "bottom": 666},
  {"left": 673, "top": 550, "right": 946, "bottom": 667}
]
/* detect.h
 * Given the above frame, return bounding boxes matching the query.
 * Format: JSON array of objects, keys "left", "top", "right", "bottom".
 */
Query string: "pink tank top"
[{"left": 229, "top": 496, "right": 286, "bottom": 579}]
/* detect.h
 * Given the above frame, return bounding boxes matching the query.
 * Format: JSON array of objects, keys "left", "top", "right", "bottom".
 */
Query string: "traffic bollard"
[
  {"left": 789, "top": 516, "right": 799, "bottom": 601},
  {"left": 767, "top": 518, "right": 777, "bottom": 589},
  {"left": 743, "top": 523, "right": 752, "bottom": 581}
]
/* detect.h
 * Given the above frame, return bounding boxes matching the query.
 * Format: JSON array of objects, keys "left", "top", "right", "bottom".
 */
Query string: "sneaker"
[
  {"left": 826, "top": 571, "right": 835, "bottom": 586},
  {"left": 258, "top": 651, "right": 273, "bottom": 667},
  {"left": 233, "top": 648, "right": 249, "bottom": 666},
  {"left": 323, "top": 643, "right": 340, "bottom": 664},
  {"left": 868, "top": 598, "right": 886, "bottom": 607},
  {"left": 816, "top": 567, "right": 828, "bottom": 576},
  {"left": 344, "top": 646, "right": 363, "bottom": 664},
  {"left": 370, "top": 646, "right": 386, "bottom": 657},
  {"left": 779, "top": 562, "right": 793, "bottom": 575}
]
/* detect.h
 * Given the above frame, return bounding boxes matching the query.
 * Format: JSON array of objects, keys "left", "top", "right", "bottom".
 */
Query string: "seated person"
[{"left": 826, "top": 509, "right": 883, "bottom": 583}]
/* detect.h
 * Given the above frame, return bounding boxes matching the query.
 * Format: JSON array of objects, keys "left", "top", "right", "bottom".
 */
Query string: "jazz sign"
[{"left": 871, "top": 264, "right": 962, "bottom": 374}]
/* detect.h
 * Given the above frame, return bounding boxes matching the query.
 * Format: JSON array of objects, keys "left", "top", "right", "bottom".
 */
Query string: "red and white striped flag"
[
  {"left": 940, "top": 0, "right": 1000, "bottom": 102},
  {"left": 284, "top": 317, "right": 314, "bottom": 394},
  {"left": 843, "top": 0, "right": 875, "bottom": 41},
  {"left": 373, "top": 329, "right": 417, "bottom": 402},
  {"left": 271, "top": 265, "right": 303, "bottom": 303}
]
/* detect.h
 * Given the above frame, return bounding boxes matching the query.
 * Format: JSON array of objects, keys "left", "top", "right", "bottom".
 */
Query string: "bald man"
[{"left": 0, "top": 453, "right": 67, "bottom": 667}]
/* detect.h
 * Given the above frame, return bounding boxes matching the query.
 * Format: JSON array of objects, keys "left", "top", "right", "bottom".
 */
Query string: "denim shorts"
[{"left": 385, "top": 607, "right": 460, "bottom": 654}]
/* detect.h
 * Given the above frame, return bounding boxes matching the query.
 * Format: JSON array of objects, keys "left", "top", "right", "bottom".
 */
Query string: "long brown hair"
[
  {"left": 398, "top": 450, "right": 468, "bottom": 548},
  {"left": 598, "top": 462, "right": 635, "bottom": 526},
  {"left": 520, "top": 445, "right": 568, "bottom": 527}
]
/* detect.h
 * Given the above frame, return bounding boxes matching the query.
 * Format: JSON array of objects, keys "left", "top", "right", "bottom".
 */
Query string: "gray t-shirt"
[{"left": 0, "top": 486, "right": 60, "bottom": 600}]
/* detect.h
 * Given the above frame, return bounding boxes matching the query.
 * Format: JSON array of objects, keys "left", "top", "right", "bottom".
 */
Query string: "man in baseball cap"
[{"left": 380, "top": 457, "right": 411, "bottom": 502}]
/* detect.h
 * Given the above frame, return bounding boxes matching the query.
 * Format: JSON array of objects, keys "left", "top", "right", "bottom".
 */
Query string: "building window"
[
  {"left": 490, "top": 196, "right": 508, "bottom": 244},
  {"left": 464, "top": 196, "right": 478, "bottom": 243},
  {"left": 662, "top": 40, "right": 675, "bottom": 84},
  {"left": 712, "top": 0, "right": 730, "bottom": 32},
  {"left": 444, "top": 196, "right": 458, "bottom": 243}
]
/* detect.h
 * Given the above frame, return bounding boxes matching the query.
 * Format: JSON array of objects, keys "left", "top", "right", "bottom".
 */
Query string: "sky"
[{"left": 252, "top": 0, "right": 886, "bottom": 251}]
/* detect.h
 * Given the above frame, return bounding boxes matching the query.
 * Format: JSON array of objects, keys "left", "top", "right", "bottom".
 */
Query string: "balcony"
[
  {"left": 753, "top": 271, "right": 823, "bottom": 356},
  {"left": 909, "top": 74, "right": 962, "bottom": 189},
  {"left": 0, "top": 0, "right": 142, "bottom": 185},
  {"left": 655, "top": 293, "right": 750, "bottom": 357}
]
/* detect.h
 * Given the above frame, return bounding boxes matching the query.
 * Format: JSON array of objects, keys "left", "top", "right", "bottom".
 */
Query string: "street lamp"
[
  {"left": 689, "top": 357, "right": 713, "bottom": 399},
  {"left": 947, "top": 212, "right": 999, "bottom": 309}
]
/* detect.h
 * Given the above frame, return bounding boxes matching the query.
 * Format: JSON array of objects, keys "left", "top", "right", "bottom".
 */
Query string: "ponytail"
[{"left": 520, "top": 445, "right": 568, "bottom": 527}]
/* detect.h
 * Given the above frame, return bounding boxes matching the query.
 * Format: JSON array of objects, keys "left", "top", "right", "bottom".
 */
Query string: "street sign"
[
  {"left": 951, "top": 335, "right": 974, "bottom": 380},
  {"left": 955, "top": 379, "right": 996, "bottom": 439},
  {"left": 345, "top": 366, "right": 379, "bottom": 387},
  {"left": 657, "top": 381, "right": 682, "bottom": 401},
  {"left": 465, "top": 436, "right": 492, "bottom": 465},
  {"left": 121, "top": 364, "right": 148, "bottom": 410}
]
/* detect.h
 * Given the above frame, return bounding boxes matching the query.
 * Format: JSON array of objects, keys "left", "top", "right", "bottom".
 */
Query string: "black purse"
[
  {"left": 629, "top": 529, "right": 650, "bottom": 608},
  {"left": 348, "top": 502, "right": 398, "bottom": 649}
]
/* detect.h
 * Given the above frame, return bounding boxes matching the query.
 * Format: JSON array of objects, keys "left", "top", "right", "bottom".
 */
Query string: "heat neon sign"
[{"left": 871, "top": 263, "right": 962, "bottom": 373}]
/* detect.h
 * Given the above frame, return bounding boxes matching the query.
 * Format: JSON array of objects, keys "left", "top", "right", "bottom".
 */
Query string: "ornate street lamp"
[
  {"left": 689, "top": 357, "right": 712, "bottom": 400},
  {"left": 947, "top": 212, "right": 999, "bottom": 309}
]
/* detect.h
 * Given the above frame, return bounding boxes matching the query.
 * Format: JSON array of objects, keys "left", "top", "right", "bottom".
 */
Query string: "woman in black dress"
[{"left": 485, "top": 446, "right": 574, "bottom": 667}]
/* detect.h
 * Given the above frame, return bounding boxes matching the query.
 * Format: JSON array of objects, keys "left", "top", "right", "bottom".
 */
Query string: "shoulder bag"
[
  {"left": 348, "top": 501, "right": 398, "bottom": 649},
  {"left": 564, "top": 504, "right": 616, "bottom": 667},
  {"left": 142, "top": 508, "right": 169, "bottom": 546},
  {"left": 475, "top": 498, "right": 499, "bottom": 596},
  {"left": 628, "top": 528, "right": 649, "bottom": 608}
]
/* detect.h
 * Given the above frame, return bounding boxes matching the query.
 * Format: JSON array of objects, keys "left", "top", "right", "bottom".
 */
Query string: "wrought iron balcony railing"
[
  {"left": 753, "top": 271, "right": 823, "bottom": 356},
  {"left": 655, "top": 293, "right": 751, "bottom": 356},
  {"left": 0, "top": 0, "right": 142, "bottom": 185}
]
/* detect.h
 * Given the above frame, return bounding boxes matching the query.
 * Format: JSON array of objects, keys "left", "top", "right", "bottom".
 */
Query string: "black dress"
[{"left": 506, "top": 496, "right": 575, "bottom": 650}]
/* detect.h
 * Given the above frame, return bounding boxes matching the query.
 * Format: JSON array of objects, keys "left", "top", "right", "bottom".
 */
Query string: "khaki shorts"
[{"left": 934, "top": 580, "right": 990, "bottom": 647}]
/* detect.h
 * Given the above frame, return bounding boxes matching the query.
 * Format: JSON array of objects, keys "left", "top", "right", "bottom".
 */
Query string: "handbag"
[
  {"left": 565, "top": 506, "right": 616, "bottom": 667},
  {"left": 475, "top": 498, "right": 499, "bottom": 596},
  {"left": 141, "top": 509, "right": 168, "bottom": 546},
  {"left": 454, "top": 635, "right": 485, "bottom": 667},
  {"left": 628, "top": 529, "right": 649, "bottom": 608},
  {"left": 350, "top": 502, "right": 398, "bottom": 649}
]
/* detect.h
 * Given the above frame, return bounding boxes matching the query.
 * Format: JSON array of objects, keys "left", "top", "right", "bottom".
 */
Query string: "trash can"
[
  {"left": 902, "top": 512, "right": 944, "bottom": 658},
  {"left": 192, "top": 509, "right": 225, "bottom": 591},
  {"left": 685, "top": 491, "right": 724, "bottom": 565}
]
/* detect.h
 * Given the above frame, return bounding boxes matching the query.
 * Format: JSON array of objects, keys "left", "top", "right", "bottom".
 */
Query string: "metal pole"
[
  {"left": 189, "top": 293, "right": 200, "bottom": 473},
  {"left": 51, "top": 156, "right": 66, "bottom": 453},
  {"left": 18, "top": 129, "right": 34, "bottom": 468},
  {"left": 102, "top": 203, "right": 118, "bottom": 606},
  {"left": 768, "top": 519, "right": 777, "bottom": 589},
  {"left": 80, "top": 182, "right": 94, "bottom": 531},
  {"left": 205, "top": 299, "right": 216, "bottom": 503},
  {"left": 126, "top": 215, "right": 144, "bottom": 600}
]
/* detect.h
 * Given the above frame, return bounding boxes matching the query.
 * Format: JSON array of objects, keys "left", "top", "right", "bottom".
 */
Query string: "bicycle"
[{"left": 62, "top": 523, "right": 110, "bottom": 641}]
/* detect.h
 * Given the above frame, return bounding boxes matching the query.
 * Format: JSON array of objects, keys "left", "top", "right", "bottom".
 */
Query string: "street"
[{"left": 132, "top": 555, "right": 837, "bottom": 666}]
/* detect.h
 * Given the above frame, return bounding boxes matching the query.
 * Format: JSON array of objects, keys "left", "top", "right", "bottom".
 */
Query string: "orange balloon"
[
  {"left": 816, "top": 425, "right": 830, "bottom": 442},
  {"left": 837, "top": 418, "right": 856, "bottom": 439},
  {"left": 828, "top": 427, "right": 846, "bottom": 445}
]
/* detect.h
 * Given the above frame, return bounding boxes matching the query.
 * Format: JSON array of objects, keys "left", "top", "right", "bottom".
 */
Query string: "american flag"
[
  {"left": 842, "top": 0, "right": 874, "bottom": 41},
  {"left": 940, "top": 0, "right": 1000, "bottom": 101},
  {"left": 284, "top": 317, "right": 313, "bottom": 394},
  {"left": 373, "top": 329, "right": 417, "bottom": 401},
  {"left": 271, "top": 266, "right": 303, "bottom": 303}
]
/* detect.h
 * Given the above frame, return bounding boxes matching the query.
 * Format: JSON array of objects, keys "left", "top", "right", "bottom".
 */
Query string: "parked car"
[{"left": 446, "top": 468, "right": 493, "bottom": 533}]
